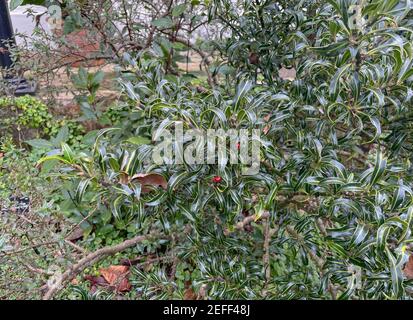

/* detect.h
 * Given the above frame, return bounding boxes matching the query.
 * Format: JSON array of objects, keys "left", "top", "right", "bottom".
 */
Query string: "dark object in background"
[
  {"left": 248, "top": 52, "right": 260, "bottom": 65},
  {"left": 0, "top": 0, "right": 14, "bottom": 69},
  {"left": 9, "top": 195, "right": 30, "bottom": 214},
  {"left": 0, "top": 0, "right": 36, "bottom": 95}
]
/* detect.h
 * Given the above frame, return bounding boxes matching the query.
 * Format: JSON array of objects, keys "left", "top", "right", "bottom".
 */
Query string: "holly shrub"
[{"left": 39, "top": 0, "right": 413, "bottom": 299}]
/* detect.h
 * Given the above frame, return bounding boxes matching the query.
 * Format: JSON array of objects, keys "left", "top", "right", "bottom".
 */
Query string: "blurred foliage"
[
  {"left": 0, "top": 96, "right": 86, "bottom": 148},
  {"left": 0, "top": 96, "right": 53, "bottom": 134}
]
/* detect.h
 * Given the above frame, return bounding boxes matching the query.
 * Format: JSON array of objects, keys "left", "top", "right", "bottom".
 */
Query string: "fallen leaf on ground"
[
  {"left": 183, "top": 287, "right": 197, "bottom": 300},
  {"left": 183, "top": 280, "right": 197, "bottom": 300},
  {"left": 100, "top": 265, "right": 131, "bottom": 292}
]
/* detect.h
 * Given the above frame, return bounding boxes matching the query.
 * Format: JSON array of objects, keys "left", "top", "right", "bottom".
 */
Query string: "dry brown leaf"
[
  {"left": 183, "top": 287, "right": 197, "bottom": 300},
  {"left": 263, "top": 114, "right": 271, "bottom": 135},
  {"left": 248, "top": 52, "right": 259, "bottom": 65},
  {"left": 100, "top": 265, "right": 129, "bottom": 284},
  {"left": 115, "top": 278, "right": 131, "bottom": 292},
  {"left": 131, "top": 173, "right": 168, "bottom": 193},
  {"left": 403, "top": 255, "right": 413, "bottom": 279},
  {"left": 100, "top": 265, "right": 131, "bottom": 292},
  {"left": 100, "top": 266, "right": 129, "bottom": 285},
  {"left": 119, "top": 173, "right": 129, "bottom": 185},
  {"left": 183, "top": 280, "right": 197, "bottom": 300}
]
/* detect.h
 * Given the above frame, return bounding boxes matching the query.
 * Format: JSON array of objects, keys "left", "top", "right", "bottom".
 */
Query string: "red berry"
[{"left": 212, "top": 176, "right": 222, "bottom": 183}]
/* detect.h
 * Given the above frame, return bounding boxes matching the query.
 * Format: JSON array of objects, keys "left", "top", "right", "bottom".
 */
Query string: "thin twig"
[
  {"left": 64, "top": 240, "right": 87, "bottom": 254},
  {"left": 224, "top": 211, "right": 270, "bottom": 235},
  {"left": 1, "top": 240, "right": 59, "bottom": 257}
]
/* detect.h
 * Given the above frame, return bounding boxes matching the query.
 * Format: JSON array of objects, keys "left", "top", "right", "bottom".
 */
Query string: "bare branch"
[{"left": 42, "top": 231, "right": 164, "bottom": 300}]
